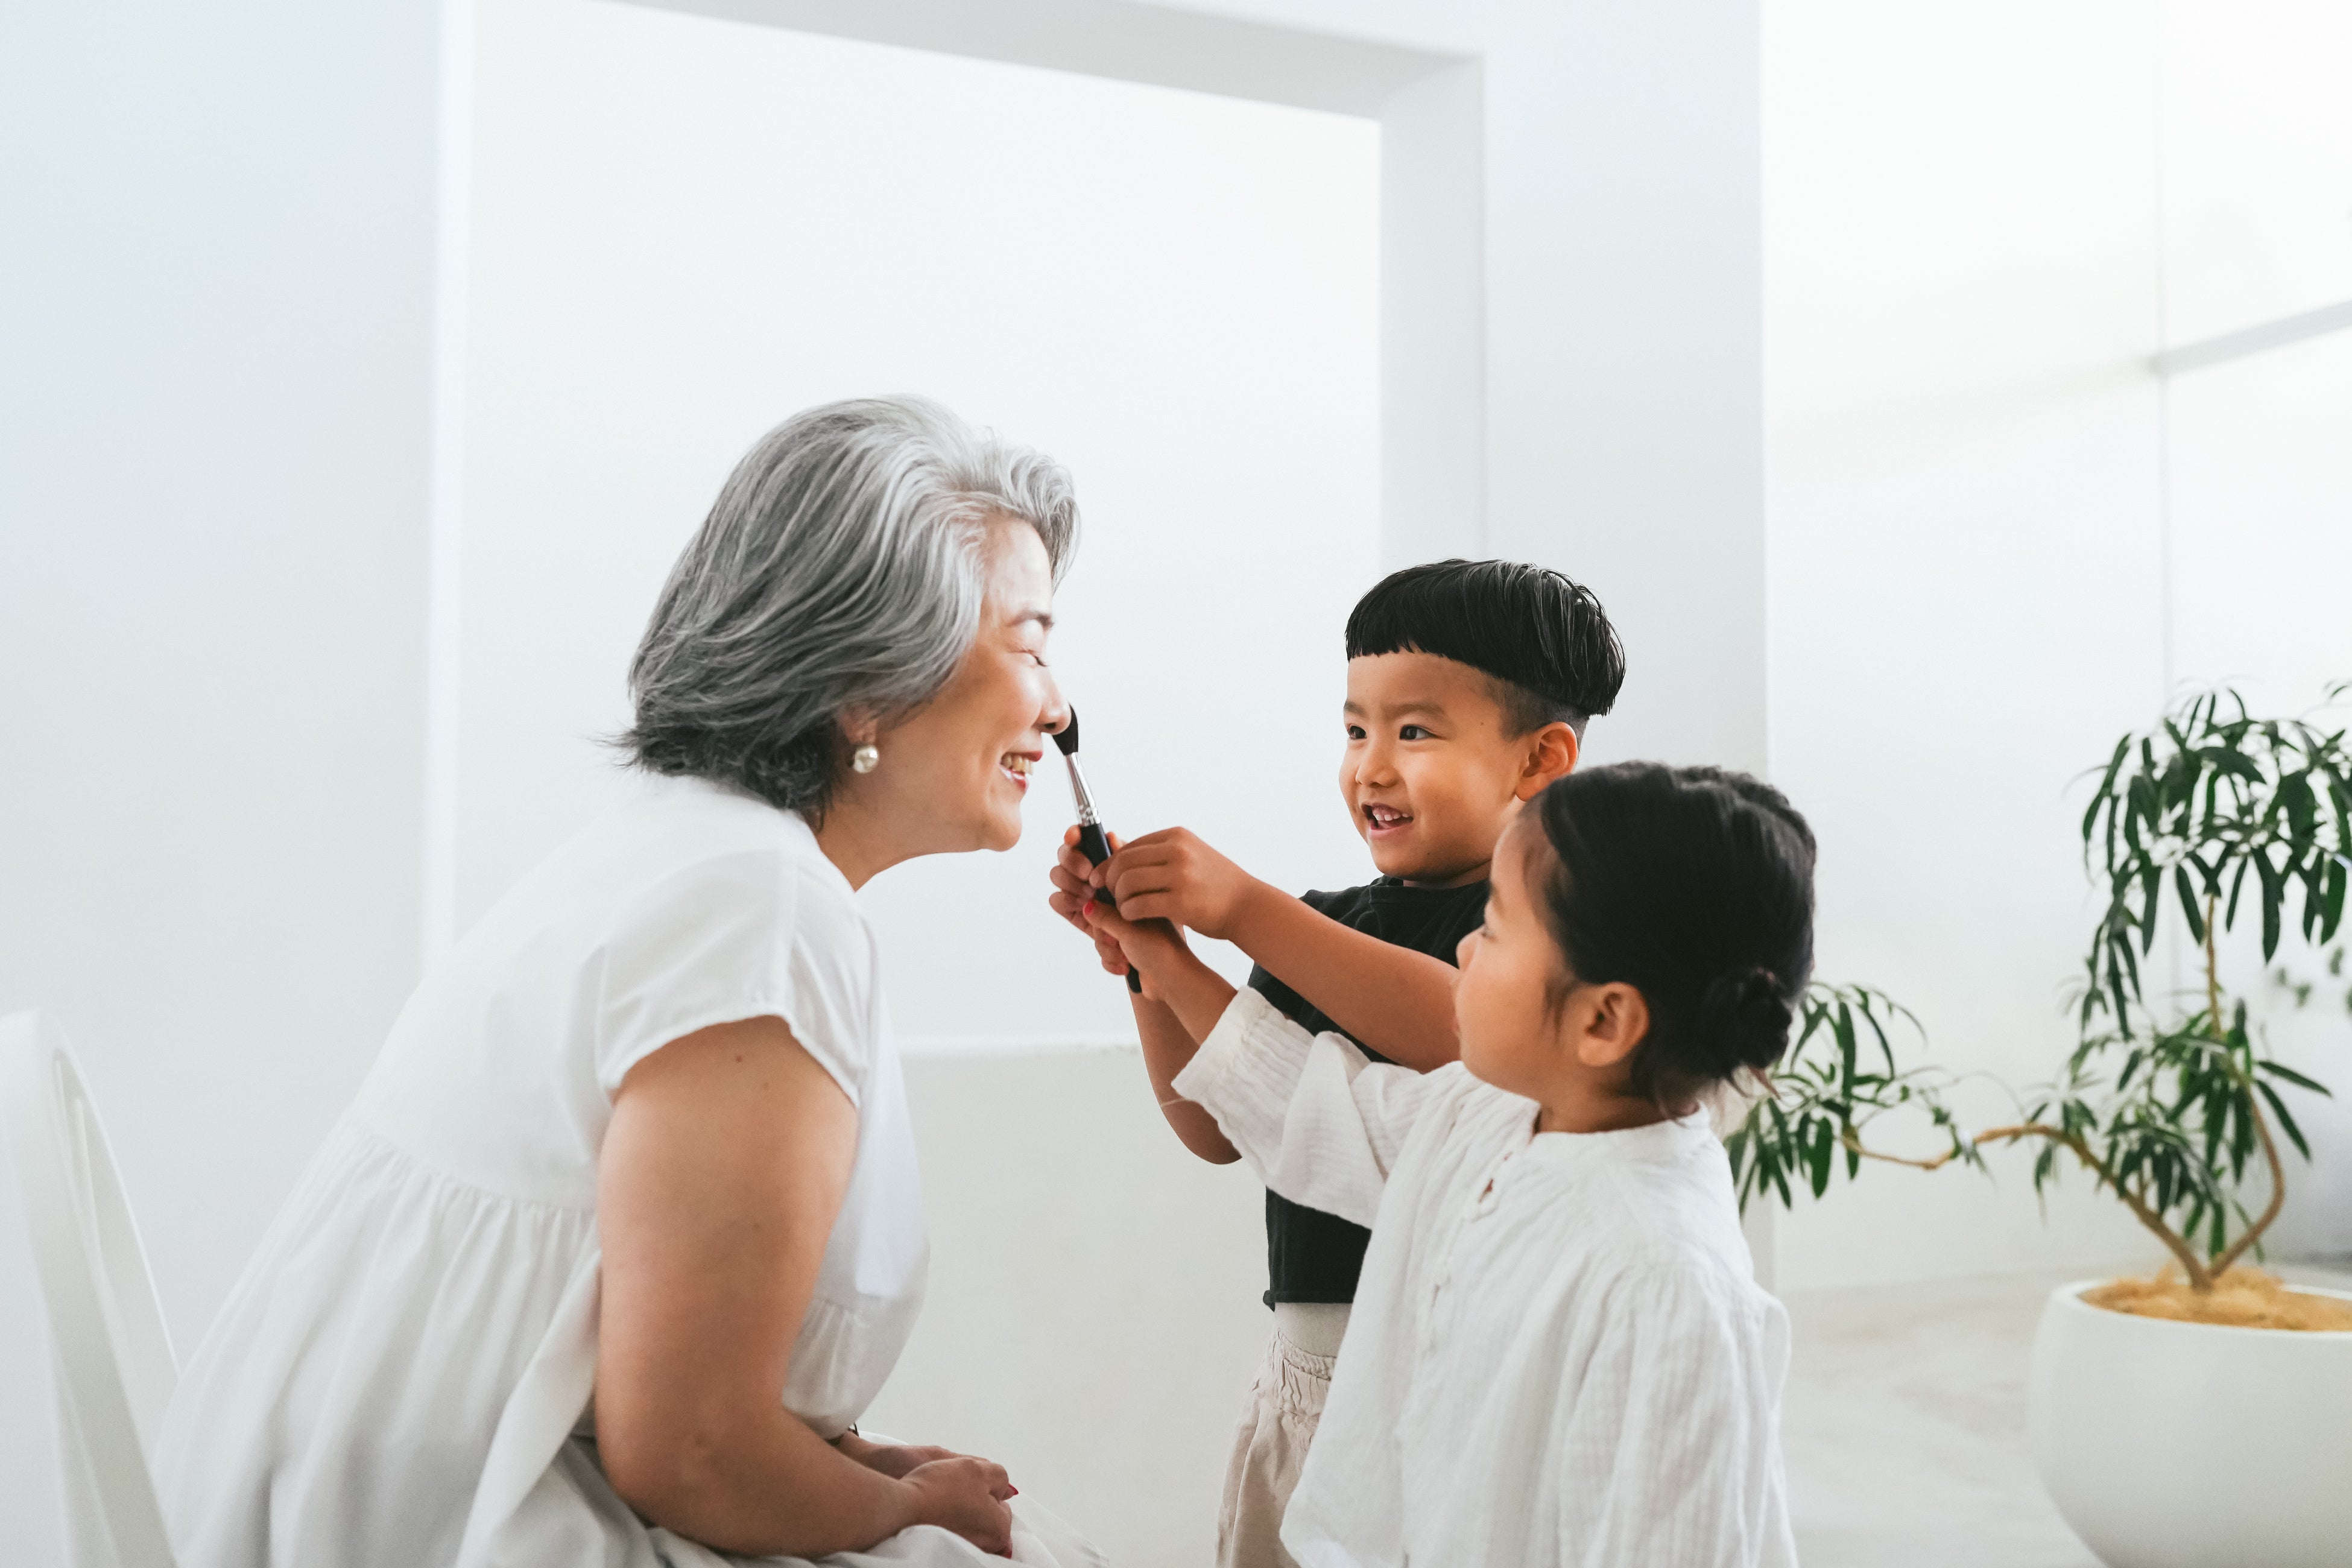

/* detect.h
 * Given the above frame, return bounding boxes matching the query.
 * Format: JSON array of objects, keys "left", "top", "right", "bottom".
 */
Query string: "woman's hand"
[
  {"left": 837, "top": 1434, "right": 955, "bottom": 1479},
  {"left": 837, "top": 1431, "right": 1014, "bottom": 1490},
  {"left": 901, "top": 1455, "right": 1018, "bottom": 1557}
]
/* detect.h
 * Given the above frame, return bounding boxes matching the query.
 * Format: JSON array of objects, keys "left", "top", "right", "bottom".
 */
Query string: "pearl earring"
[{"left": 851, "top": 743, "right": 880, "bottom": 774}]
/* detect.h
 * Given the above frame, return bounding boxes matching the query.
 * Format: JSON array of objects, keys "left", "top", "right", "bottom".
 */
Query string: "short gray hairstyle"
[{"left": 621, "top": 396, "right": 1079, "bottom": 819}]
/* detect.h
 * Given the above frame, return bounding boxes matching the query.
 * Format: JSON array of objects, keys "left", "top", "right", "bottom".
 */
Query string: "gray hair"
[{"left": 620, "top": 396, "right": 1079, "bottom": 819}]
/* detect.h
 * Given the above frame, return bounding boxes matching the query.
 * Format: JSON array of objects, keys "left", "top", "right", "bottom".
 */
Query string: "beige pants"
[{"left": 1216, "top": 1308, "right": 1346, "bottom": 1568}]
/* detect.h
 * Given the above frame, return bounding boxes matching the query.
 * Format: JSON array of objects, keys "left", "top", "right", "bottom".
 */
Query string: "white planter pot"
[{"left": 2029, "top": 1280, "right": 2352, "bottom": 1568}]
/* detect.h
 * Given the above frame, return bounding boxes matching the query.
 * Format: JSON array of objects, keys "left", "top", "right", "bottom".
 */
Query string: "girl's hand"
[
  {"left": 1080, "top": 891, "right": 1193, "bottom": 989},
  {"left": 1091, "top": 827, "right": 1263, "bottom": 941},
  {"left": 1048, "top": 826, "right": 1138, "bottom": 978},
  {"left": 1084, "top": 896, "right": 1236, "bottom": 1041},
  {"left": 900, "top": 1456, "right": 1017, "bottom": 1557}
]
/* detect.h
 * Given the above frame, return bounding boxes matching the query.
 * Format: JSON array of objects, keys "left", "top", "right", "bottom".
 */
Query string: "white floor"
[{"left": 1780, "top": 1259, "right": 2352, "bottom": 1567}]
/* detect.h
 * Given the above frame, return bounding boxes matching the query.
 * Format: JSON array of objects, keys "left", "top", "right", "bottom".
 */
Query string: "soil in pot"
[{"left": 2082, "top": 1266, "right": 2352, "bottom": 1330}]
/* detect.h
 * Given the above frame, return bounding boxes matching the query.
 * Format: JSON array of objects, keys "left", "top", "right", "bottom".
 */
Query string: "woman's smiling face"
[{"left": 864, "top": 516, "right": 1066, "bottom": 856}]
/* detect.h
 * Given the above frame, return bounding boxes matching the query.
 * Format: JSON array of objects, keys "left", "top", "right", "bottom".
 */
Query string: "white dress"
[
  {"left": 153, "top": 774, "right": 1098, "bottom": 1568},
  {"left": 1172, "top": 987, "right": 1797, "bottom": 1568}
]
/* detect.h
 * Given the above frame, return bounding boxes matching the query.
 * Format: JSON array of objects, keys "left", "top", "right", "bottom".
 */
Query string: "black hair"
[
  {"left": 1525, "top": 762, "right": 1816, "bottom": 1108},
  {"left": 1344, "top": 558, "right": 1626, "bottom": 736}
]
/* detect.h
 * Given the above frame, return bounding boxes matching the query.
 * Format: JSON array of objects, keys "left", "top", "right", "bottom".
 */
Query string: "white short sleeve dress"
[{"left": 152, "top": 775, "right": 1096, "bottom": 1568}]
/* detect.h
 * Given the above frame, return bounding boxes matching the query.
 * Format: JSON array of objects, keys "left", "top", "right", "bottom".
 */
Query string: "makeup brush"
[{"left": 1052, "top": 707, "right": 1144, "bottom": 993}]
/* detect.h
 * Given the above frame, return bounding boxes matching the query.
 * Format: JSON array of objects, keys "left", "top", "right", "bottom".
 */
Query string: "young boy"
[{"left": 1047, "top": 558, "right": 1626, "bottom": 1568}]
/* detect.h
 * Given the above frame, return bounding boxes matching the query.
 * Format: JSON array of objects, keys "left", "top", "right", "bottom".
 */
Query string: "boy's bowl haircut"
[{"left": 1345, "top": 558, "right": 1626, "bottom": 737}]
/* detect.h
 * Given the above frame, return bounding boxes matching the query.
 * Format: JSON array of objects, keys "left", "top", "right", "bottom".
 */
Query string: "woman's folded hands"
[
  {"left": 891, "top": 1451, "right": 1021, "bottom": 1557},
  {"left": 837, "top": 1431, "right": 1021, "bottom": 1555},
  {"left": 835, "top": 1434, "right": 960, "bottom": 1481}
]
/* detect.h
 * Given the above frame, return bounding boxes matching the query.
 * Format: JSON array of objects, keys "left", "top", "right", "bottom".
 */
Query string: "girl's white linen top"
[
  {"left": 1172, "top": 987, "right": 1798, "bottom": 1568},
  {"left": 152, "top": 774, "right": 929, "bottom": 1568}
]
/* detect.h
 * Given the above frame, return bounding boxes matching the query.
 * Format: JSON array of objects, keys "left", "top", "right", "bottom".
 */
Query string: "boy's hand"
[
  {"left": 1090, "top": 828, "right": 1264, "bottom": 941},
  {"left": 1048, "top": 826, "right": 1136, "bottom": 979}
]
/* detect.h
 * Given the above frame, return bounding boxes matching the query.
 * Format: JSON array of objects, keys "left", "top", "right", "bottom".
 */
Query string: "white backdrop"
[
  {"left": 1, "top": 0, "right": 1775, "bottom": 1556},
  {"left": 2168, "top": 330, "right": 2352, "bottom": 1256},
  {"left": 451, "top": 0, "right": 1383, "bottom": 1036},
  {"left": 1763, "top": 0, "right": 2352, "bottom": 1286},
  {"left": 0, "top": 0, "right": 1778, "bottom": 1555},
  {"left": 1765, "top": 0, "right": 2173, "bottom": 1286}
]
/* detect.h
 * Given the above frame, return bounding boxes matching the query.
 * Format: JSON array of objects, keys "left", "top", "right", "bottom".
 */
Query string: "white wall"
[
  {"left": 2154, "top": 0, "right": 2352, "bottom": 344},
  {"left": 1763, "top": 0, "right": 2352, "bottom": 1286},
  {"left": 2155, "top": 3, "right": 2352, "bottom": 1263},
  {"left": 634, "top": 0, "right": 1775, "bottom": 783},
  {"left": 0, "top": 0, "right": 1770, "bottom": 1555},
  {"left": 0, "top": 0, "right": 439, "bottom": 1550},
  {"left": 450, "top": 0, "right": 1382, "bottom": 1032},
  {"left": 2166, "top": 329, "right": 2352, "bottom": 1256},
  {"left": 1762, "top": 0, "right": 2169, "bottom": 1288}
]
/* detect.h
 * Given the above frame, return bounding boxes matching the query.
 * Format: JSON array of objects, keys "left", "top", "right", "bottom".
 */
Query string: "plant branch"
[
  {"left": 2198, "top": 894, "right": 2290, "bottom": 1277},
  {"left": 2204, "top": 893, "right": 2223, "bottom": 1031},
  {"left": 2210, "top": 1058, "right": 2289, "bottom": 1277},
  {"left": 1842, "top": 1122, "right": 2214, "bottom": 1289}
]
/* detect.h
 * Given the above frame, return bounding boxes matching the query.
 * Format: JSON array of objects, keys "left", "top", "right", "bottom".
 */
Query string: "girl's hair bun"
[{"left": 1696, "top": 966, "right": 1797, "bottom": 1075}]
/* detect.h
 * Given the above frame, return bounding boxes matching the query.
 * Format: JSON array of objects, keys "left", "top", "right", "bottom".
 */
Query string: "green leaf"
[
  {"left": 2216, "top": 748, "right": 2264, "bottom": 785},
  {"left": 2125, "top": 776, "right": 2153, "bottom": 853},
  {"left": 1857, "top": 996, "right": 1900, "bottom": 1075},
  {"left": 1807, "top": 1118, "right": 1835, "bottom": 1197},
  {"left": 2175, "top": 867, "right": 2207, "bottom": 943},
  {"left": 2259, "top": 850, "right": 2285, "bottom": 960},
  {"left": 2257, "top": 1082, "right": 2311, "bottom": 1162},
  {"left": 2256, "top": 1059, "right": 2330, "bottom": 1095},
  {"left": 2085, "top": 735, "right": 2132, "bottom": 844},
  {"left": 2285, "top": 771, "right": 2319, "bottom": 840}
]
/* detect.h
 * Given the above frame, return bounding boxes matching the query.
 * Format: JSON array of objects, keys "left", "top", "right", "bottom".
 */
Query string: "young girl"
[{"left": 1081, "top": 762, "right": 1806, "bottom": 1567}]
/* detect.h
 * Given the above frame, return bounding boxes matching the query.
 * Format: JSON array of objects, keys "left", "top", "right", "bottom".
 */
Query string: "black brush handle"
[{"left": 1075, "top": 822, "right": 1143, "bottom": 993}]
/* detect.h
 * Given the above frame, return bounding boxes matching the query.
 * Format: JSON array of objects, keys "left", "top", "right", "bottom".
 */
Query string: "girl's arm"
[
  {"left": 1565, "top": 1270, "right": 1797, "bottom": 1566},
  {"left": 1049, "top": 829, "right": 1238, "bottom": 1162},
  {"left": 596, "top": 1018, "right": 1017, "bottom": 1557},
  {"left": 1089, "top": 828, "right": 1462, "bottom": 1069},
  {"left": 1132, "top": 985, "right": 1241, "bottom": 1164},
  {"left": 1086, "top": 900, "right": 1442, "bottom": 1229}
]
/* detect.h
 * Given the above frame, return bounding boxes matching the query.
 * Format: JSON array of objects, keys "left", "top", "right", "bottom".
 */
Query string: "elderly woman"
[{"left": 154, "top": 399, "right": 1101, "bottom": 1567}]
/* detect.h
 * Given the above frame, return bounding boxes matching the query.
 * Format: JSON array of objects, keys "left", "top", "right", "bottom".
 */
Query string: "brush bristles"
[{"left": 1051, "top": 707, "right": 1080, "bottom": 756}]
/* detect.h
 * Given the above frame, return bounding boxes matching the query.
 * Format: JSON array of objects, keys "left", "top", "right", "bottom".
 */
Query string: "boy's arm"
[
  {"left": 1048, "top": 829, "right": 1238, "bottom": 1163},
  {"left": 1090, "top": 829, "right": 1463, "bottom": 1070}
]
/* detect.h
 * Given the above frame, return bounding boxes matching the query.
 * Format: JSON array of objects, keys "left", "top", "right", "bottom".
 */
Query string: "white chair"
[{"left": 1, "top": 1010, "right": 179, "bottom": 1567}]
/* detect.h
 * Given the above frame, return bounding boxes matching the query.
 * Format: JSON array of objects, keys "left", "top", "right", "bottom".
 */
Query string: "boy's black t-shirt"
[{"left": 1244, "top": 876, "right": 1491, "bottom": 1307}]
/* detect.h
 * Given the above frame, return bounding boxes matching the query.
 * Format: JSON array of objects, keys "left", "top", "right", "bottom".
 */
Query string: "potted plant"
[{"left": 1730, "top": 688, "right": 2352, "bottom": 1568}]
